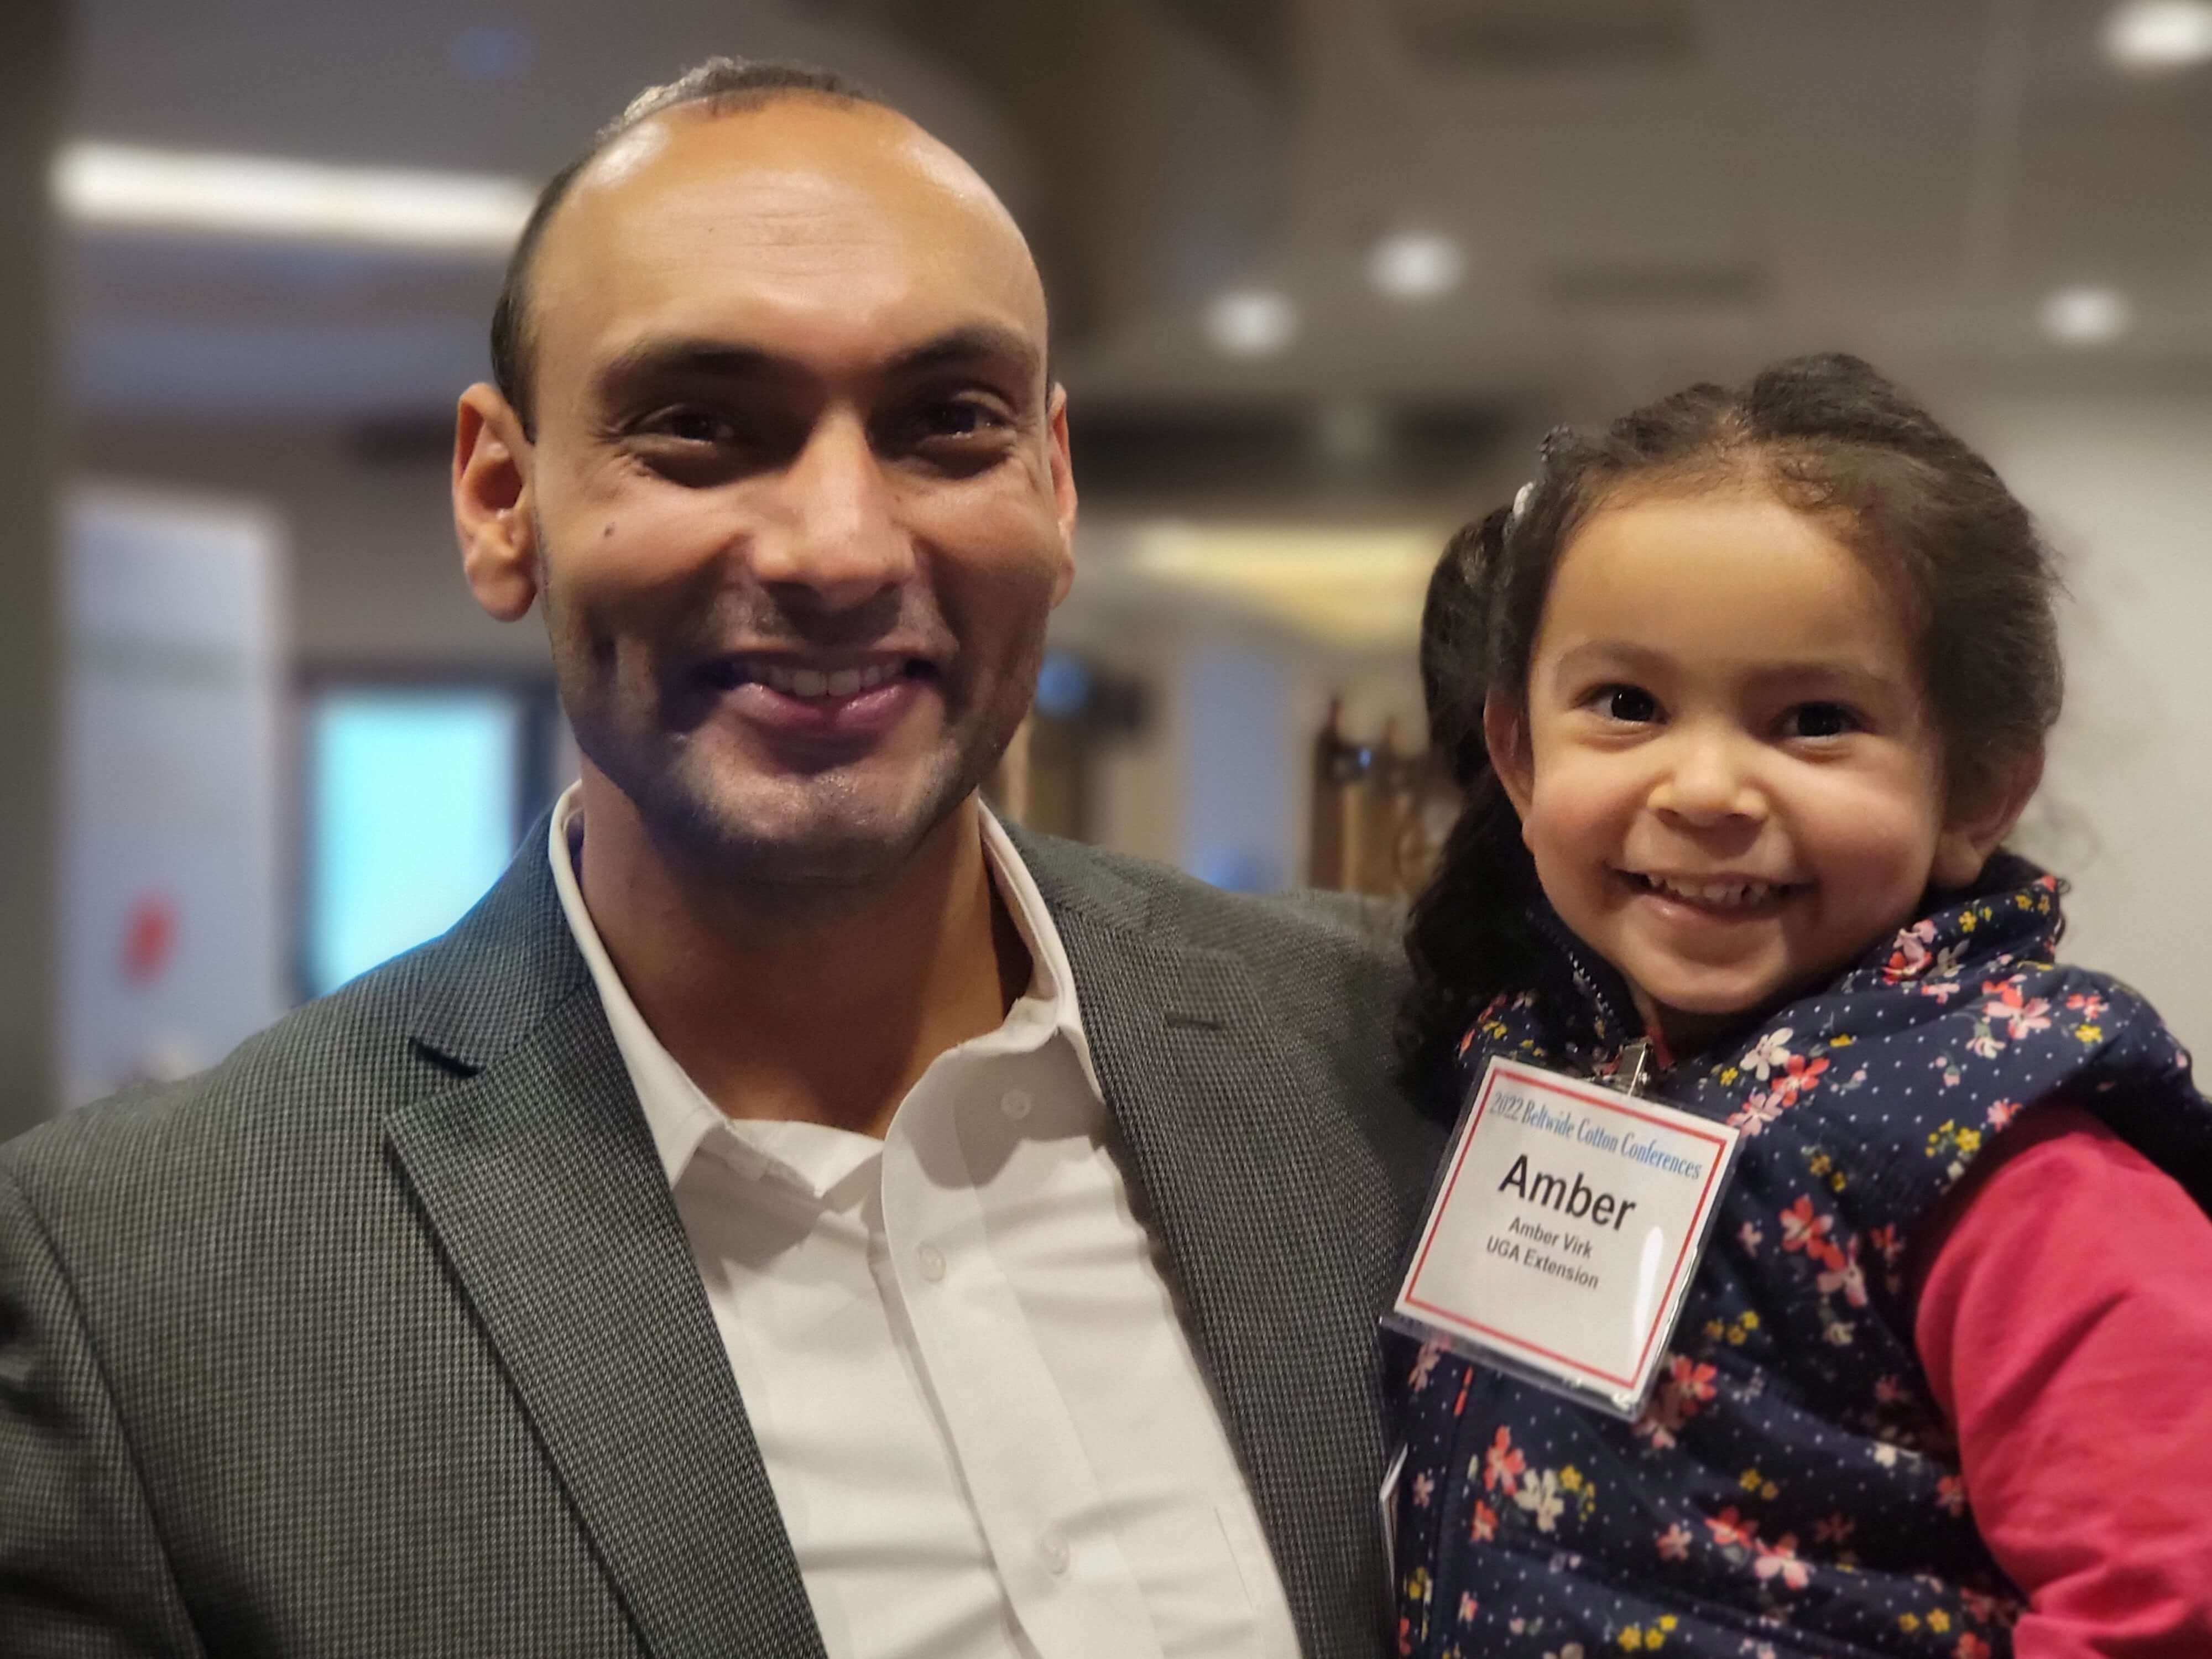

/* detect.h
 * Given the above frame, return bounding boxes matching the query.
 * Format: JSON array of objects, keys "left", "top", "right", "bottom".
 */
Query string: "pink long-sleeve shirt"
[{"left": 1917, "top": 1105, "right": 2212, "bottom": 1656}]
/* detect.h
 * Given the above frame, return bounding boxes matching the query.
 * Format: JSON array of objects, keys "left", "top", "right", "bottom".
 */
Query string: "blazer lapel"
[
  {"left": 1045, "top": 898, "right": 1406, "bottom": 1659},
  {"left": 384, "top": 831, "right": 825, "bottom": 1659}
]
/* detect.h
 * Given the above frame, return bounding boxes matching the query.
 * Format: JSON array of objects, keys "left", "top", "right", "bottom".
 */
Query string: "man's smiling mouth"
[{"left": 698, "top": 654, "right": 940, "bottom": 702}]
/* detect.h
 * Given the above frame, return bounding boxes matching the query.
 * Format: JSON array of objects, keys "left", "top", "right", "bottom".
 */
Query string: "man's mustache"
[{"left": 668, "top": 587, "right": 954, "bottom": 659}]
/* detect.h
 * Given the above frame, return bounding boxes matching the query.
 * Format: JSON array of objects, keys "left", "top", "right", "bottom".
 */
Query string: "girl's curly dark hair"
[{"left": 1398, "top": 353, "right": 2064, "bottom": 1089}]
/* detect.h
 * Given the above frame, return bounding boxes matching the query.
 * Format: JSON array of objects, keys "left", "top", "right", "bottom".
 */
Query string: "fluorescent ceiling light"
[
  {"left": 2104, "top": 1, "right": 2212, "bottom": 69},
  {"left": 2041, "top": 285, "right": 2132, "bottom": 346},
  {"left": 1125, "top": 523, "right": 1441, "bottom": 649},
  {"left": 1367, "top": 230, "right": 1465, "bottom": 300},
  {"left": 54, "top": 142, "right": 535, "bottom": 253},
  {"left": 1206, "top": 288, "right": 1299, "bottom": 357}
]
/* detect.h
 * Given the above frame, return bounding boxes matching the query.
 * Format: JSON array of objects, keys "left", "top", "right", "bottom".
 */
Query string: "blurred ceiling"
[{"left": 65, "top": 0, "right": 2212, "bottom": 487}]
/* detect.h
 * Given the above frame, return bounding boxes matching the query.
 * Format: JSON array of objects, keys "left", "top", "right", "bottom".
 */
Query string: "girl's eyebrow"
[
  {"left": 1548, "top": 639, "right": 1672, "bottom": 681},
  {"left": 1549, "top": 639, "right": 1898, "bottom": 702},
  {"left": 1739, "top": 660, "right": 1898, "bottom": 702}
]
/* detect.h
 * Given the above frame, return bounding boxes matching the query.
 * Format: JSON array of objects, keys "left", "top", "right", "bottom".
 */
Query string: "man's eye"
[
  {"left": 917, "top": 400, "right": 989, "bottom": 437},
  {"left": 1597, "top": 685, "right": 1660, "bottom": 723},
  {"left": 638, "top": 408, "right": 743, "bottom": 446},
  {"left": 1788, "top": 702, "right": 1858, "bottom": 739},
  {"left": 886, "top": 397, "right": 1014, "bottom": 473},
  {"left": 895, "top": 397, "right": 1016, "bottom": 450}
]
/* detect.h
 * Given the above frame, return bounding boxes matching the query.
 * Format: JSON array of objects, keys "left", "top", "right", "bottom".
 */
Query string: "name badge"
[{"left": 1386, "top": 1056, "right": 1740, "bottom": 1418}]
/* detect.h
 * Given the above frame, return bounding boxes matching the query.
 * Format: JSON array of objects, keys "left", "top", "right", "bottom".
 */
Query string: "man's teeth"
[
  {"left": 1644, "top": 874, "right": 1781, "bottom": 909},
  {"left": 753, "top": 661, "right": 901, "bottom": 700}
]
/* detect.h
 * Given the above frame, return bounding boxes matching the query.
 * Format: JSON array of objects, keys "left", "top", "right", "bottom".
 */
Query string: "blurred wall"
[
  {"left": 1969, "top": 394, "right": 2212, "bottom": 1058},
  {"left": 1, "top": 0, "right": 66, "bottom": 1133},
  {"left": 81, "top": 426, "right": 530, "bottom": 674},
  {"left": 61, "top": 487, "right": 288, "bottom": 1107},
  {"left": 1178, "top": 632, "right": 1298, "bottom": 891}
]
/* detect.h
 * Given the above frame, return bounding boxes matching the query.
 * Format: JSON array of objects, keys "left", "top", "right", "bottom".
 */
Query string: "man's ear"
[
  {"left": 453, "top": 383, "right": 538, "bottom": 623},
  {"left": 1932, "top": 742, "right": 2044, "bottom": 889},
  {"left": 1483, "top": 693, "right": 1536, "bottom": 828},
  {"left": 1045, "top": 381, "right": 1077, "bottom": 606}
]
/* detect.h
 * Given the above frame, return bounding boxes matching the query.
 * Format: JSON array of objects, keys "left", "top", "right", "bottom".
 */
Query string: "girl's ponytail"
[{"left": 1398, "top": 507, "right": 1545, "bottom": 1093}]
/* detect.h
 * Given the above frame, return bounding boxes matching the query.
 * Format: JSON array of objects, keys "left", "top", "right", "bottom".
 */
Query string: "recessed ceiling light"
[
  {"left": 53, "top": 142, "right": 535, "bottom": 253},
  {"left": 2041, "top": 285, "right": 2133, "bottom": 346},
  {"left": 2104, "top": 1, "right": 2212, "bottom": 69},
  {"left": 1367, "top": 230, "right": 1465, "bottom": 300},
  {"left": 1206, "top": 288, "right": 1299, "bottom": 357}
]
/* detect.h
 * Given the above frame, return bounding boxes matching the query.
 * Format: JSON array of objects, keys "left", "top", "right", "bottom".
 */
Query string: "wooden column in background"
[{"left": 0, "top": 0, "right": 67, "bottom": 1134}]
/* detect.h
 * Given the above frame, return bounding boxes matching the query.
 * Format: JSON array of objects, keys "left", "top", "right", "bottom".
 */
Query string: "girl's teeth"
[
  {"left": 1649, "top": 875, "right": 1777, "bottom": 909},
  {"left": 827, "top": 669, "right": 862, "bottom": 697}
]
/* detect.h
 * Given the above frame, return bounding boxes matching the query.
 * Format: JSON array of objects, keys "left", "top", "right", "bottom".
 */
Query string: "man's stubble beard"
[
  {"left": 538, "top": 519, "right": 1044, "bottom": 905},
  {"left": 620, "top": 722, "right": 987, "bottom": 899}
]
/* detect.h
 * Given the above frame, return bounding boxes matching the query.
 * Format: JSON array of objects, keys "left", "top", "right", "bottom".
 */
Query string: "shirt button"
[
  {"left": 917, "top": 1244, "right": 946, "bottom": 1282},
  {"left": 1000, "top": 1088, "right": 1034, "bottom": 1121},
  {"left": 1040, "top": 1528, "right": 1070, "bottom": 1575}
]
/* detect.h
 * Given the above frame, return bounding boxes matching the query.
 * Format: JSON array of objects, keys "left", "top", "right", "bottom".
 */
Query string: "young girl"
[{"left": 1387, "top": 354, "right": 2212, "bottom": 1657}]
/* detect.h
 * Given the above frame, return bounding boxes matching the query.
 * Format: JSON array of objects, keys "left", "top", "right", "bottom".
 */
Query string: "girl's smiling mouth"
[{"left": 1619, "top": 869, "right": 1805, "bottom": 913}]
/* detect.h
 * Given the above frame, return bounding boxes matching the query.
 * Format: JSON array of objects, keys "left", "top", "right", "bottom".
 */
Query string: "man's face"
[{"left": 497, "top": 101, "right": 1073, "bottom": 888}]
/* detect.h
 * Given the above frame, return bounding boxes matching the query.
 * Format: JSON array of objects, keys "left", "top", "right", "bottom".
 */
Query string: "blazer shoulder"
[
  {"left": 5, "top": 826, "right": 585, "bottom": 1193},
  {"left": 1017, "top": 830, "right": 1404, "bottom": 966},
  {"left": 1, "top": 935, "right": 452, "bottom": 1196},
  {"left": 1009, "top": 831, "right": 1412, "bottom": 1060}
]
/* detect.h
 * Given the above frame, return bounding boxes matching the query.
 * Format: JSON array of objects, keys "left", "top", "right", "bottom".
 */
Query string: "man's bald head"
[{"left": 489, "top": 57, "right": 983, "bottom": 437}]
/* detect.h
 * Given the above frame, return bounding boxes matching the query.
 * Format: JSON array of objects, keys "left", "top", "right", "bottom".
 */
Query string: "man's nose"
[
  {"left": 1648, "top": 726, "right": 1768, "bottom": 826},
  {"left": 748, "top": 412, "right": 915, "bottom": 608}
]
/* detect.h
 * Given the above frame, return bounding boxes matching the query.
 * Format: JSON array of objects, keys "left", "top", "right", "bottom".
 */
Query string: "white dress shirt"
[{"left": 547, "top": 786, "right": 1301, "bottom": 1659}]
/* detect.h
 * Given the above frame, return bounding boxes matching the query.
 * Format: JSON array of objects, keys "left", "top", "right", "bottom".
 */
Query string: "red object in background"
[{"left": 122, "top": 894, "right": 178, "bottom": 984}]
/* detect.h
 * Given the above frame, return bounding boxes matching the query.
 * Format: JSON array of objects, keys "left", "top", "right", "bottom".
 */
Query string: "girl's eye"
[
  {"left": 1787, "top": 701, "right": 1859, "bottom": 739},
  {"left": 1597, "top": 685, "right": 1660, "bottom": 723}
]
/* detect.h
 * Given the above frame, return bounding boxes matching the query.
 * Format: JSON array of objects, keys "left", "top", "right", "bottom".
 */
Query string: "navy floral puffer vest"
[{"left": 1385, "top": 857, "right": 2209, "bottom": 1659}]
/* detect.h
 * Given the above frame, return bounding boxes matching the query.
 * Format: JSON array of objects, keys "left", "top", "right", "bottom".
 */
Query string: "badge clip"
[{"left": 1614, "top": 1037, "right": 1653, "bottom": 1098}]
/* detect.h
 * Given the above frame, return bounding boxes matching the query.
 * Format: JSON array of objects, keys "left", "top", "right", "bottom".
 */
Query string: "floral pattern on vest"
[{"left": 1385, "top": 855, "right": 2209, "bottom": 1659}]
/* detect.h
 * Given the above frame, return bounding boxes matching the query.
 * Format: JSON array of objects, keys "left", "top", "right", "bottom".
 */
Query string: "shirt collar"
[
  {"left": 974, "top": 799, "right": 1102, "bottom": 1098},
  {"left": 547, "top": 782, "right": 1100, "bottom": 1189}
]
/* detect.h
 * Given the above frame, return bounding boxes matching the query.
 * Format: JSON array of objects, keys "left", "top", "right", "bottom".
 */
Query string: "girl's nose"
[{"left": 1648, "top": 728, "right": 1767, "bottom": 827}]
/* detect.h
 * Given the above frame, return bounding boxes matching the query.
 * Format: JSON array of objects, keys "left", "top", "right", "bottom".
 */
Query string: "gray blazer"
[{"left": 0, "top": 823, "right": 1442, "bottom": 1658}]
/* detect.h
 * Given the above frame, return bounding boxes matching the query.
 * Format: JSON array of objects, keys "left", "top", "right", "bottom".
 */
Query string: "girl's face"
[{"left": 1489, "top": 486, "right": 2015, "bottom": 1049}]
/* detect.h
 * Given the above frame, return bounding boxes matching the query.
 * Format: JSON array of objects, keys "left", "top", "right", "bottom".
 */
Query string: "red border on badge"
[{"left": 1400, "top": 1057, "right": 1733, "bottom": 1391}]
